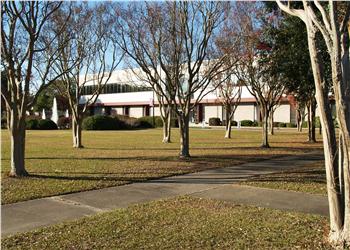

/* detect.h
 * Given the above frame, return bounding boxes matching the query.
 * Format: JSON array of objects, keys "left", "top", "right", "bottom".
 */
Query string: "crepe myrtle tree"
[
  {"left": 213, "top": 4, "right": 244, "bottom": 139},
  {"left": 168, "top": 2, "right": 235, "bottom": 158},
  {"left": 1, "top": 2, "right": 69, "bottom": 177},
  {"left": 276, "top": 0, "right": 350, "bottom": 246},
  {"left": 261, "top": 6, "right": 322, "bottom": 140},
  {"left": 228, "top": 1, "right": 286, "bottom": 147},
  {"left": 114, "top": 2, "right": 177, "bottom": 143},
  {"left": 115, "top": 2, "right": 234, "bottom": 157},
  {"left": 50, "top": 3, "right": 123, "bottom": 148},
  {"left": 235, "top": 43, "right": 286, "bottom": 148},
  {"left": 217, "top": 76, "right": 242, "bottom": 139}
]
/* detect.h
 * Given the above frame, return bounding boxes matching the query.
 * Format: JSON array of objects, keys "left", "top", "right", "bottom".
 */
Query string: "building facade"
[{"left": 80, "top": 69, "right": 297, "bottom": 125}]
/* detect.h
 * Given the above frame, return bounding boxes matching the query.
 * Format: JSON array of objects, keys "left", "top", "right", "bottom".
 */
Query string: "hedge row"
[
  {"left": 26, "top": 119, "right": 58, "bottom": 130},
  {"left": 82, "top": 115, "right": 179, "bottom": 131},
  {"left": 208, "top": 117, "right": 298, "bottom": 128}
]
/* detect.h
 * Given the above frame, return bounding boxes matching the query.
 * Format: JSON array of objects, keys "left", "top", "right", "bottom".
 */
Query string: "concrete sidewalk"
[
  {"left": 193, "top": 184, "right": 328, "bottom": 216},
  {"left": 2, "top": 153, "right": 325, "bottom": 237}
]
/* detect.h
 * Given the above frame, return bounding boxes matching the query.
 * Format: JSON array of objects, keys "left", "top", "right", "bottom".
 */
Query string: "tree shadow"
[
  {"left": 19, "top": 154, "right": 325, "bottom": 186},
  {"left": 246, "top": 166, "right": 327, "bottom": 185}
]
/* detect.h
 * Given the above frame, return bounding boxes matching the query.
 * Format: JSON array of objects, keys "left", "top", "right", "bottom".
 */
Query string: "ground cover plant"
[
  {"left": 1, "top": 128, "right": 323, "bottom": 204},
  {"left": 1, "top": 196, "right": 330, "bottom": 250},
  {"left": 243, "top": 161, "right": 327, "bottom": 195}
]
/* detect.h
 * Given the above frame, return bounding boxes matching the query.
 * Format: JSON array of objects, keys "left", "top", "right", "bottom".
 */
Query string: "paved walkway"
[{"left": 2, "top": 153, "right": 326, "bottom": 237}]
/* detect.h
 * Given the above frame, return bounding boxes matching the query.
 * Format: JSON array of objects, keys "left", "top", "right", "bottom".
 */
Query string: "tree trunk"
[
  {"left": 224, "top": 107, "right": 232, "bottom": 139},
  {"left": 6, "top": 104, "right": 11, "bottom": 130},
  {"left": 72, "top": 117, "right": 83, "bottom": 148},
  {"left": 296, "top": 108, "right": 303, "bottom": 132},
  {"left": 310, "top": 101, "right": 316, "bottom": 142},
  {"left": 306, "top": 26, "right": 344, "bottom": 246},
  {"left": 261, "top": 106, "right": 270, "bottom": 148},
  {"left": 162, "top": 114, "right": 171, "bottom": 143},
  {"left": 178, "top": 113, "right": 190, "bottom": 158},
  {"left": 269, "top": 111, "right": 274, "bottom": 135},
  {"left": 307, "top": 101, "right": 316, "bottom": 143},
  {"left": 329, "top": 32, "right": 350, "bottom": 245},
  {"left": 225, "top": 119, "right": 232, "bottom": 139},
  {"left": 9, "top": 113, "right": 28, "bottom": 177}
]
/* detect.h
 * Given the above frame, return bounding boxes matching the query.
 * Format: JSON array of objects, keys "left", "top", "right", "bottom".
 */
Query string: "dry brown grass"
[{"left": 1, "top": 128, "right": 323, "bottom": 204}]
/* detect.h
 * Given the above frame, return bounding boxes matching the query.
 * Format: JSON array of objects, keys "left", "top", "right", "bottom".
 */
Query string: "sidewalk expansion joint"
[{"left": 49, "top": 196, "right": 106, "bottom": 213}]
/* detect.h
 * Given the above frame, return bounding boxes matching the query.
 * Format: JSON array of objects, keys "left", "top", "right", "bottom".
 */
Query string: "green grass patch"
[
  {"left": 1, "top": 196, "right": 330, "bottom": 250},
  {"left": 243, "top": 161, "right": 327, "bottom": 195},
  {"left": 1, "top": 129, "right": 323, "bottom": 204}
]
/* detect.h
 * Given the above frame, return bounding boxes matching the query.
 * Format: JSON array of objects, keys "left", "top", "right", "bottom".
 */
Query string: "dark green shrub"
[
  {"left": 273, "top": 122, "right": 280, "bottom": 127},
  {"left": 302, "top": 121, "right": 308, "bottom": 128},
  {"left": 278, "top": 122, "right": 287, "bottom": 128},
  {"left": 82, "top": 115, "right": 125, "bottom": 130},
  {"left": 57, "top": 116, "right": 71, "bottom": 129},
  {"left": 136, "top": 120, "right": 154, "bottom": 129},
  {"left": 222, "top": 120, "right": 238, "bottom": 126},
  {"left": 154, "top": 117, "right": 163, "bottom": 127},
  {"left": 315, "top": 117, "right": 321, "bottom": 128},
  {"left": 124, "top": 117, "right": 139, "bottom": 128},
  {"left": 170, "top": 118, "right": 179, "bottom": 128},
  {"left": 26, "top": 118, "right": 39, "bottom": 130},
  {"left": 240, "top": 120, "right": 254, "bottom": 127},
  {"left": 286, "top": 122, "right": 297, "bottom": 128},
  {"left": 138, "top": 116, "right": 163, "bottom": 128},
  {"left": 38, "top": 119, "right": 58, "bottom": 130},
  {"left": 252, "top": 121, "right": 260, "bottom": 127},
  {"left": 1, "top": 117, "right": 7, "bottom": 129},
  {"left": 209, "top": 117, "right": 221, "bottom": 126}
]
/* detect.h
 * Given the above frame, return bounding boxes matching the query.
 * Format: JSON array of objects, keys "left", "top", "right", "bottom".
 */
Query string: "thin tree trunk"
[
  {"left": 162, "top": 114, "right": 171, "bottom": 143},
  {"left": 166, "top": 113, "right": 171, "bottom": 142},
  {"left": 179, "top": 113, "right": 190, "bottom": 158},
  {"left": 307, "top": 102, "right": 316, "bottom": 143},
  {"left": 224, "top": 106, "right": 232, "bottom": 139},
  {"left": 225, "top": 119, "right": 232, "bottom": 139},
  {"left": 6, "top": 104, "right": 11, "bottom": 130},
  {"left": 306, "top": 27, "right": 344, "bottom": 244},
  {"left": 269, "top": 111, "right": 274, "bottom": 135},
  {"left": 261, "top": 106, "right": 270, "bottom": 148},
  {"left": 330, "top": 19, "right": 350, "bottom": 245},
  {"left": 311, "top": 101, "right": 316, "bottom": 142},
  {"left": 72, "top": 117, "right": 83, "bottom": 148},
  {"left": 296, "top": 108, "right": 303, "bottom": 132},
  {"left": 160, "top": 105, "right": 172, "bottom": 143},
  {"left": 9, "top": 113, "right": 28, "bottom": 177}
]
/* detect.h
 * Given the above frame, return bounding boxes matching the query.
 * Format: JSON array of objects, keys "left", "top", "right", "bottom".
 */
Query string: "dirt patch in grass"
[
  {"left": 243, "top": 161, "right": 327, "bottom": 195},
  {"left": 1, "top": 196, "right": 331, "bottom": 250},
  {"left": 1, "top": 129, "right": 323, "bottom": 204}
]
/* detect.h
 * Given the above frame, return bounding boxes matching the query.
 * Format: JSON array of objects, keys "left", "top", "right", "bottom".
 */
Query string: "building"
[{"left": 80, "top": 68, "right": 297, "bottom": 125}]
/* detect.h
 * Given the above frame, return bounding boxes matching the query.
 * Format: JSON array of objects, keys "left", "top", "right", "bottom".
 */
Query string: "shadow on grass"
[
  {"left": 18, "top": 146, "right": 323, "bottom": 162},
  {"left": 84, "top": 145, "right": 323, "bottom": 151},
  {"left": 246, "top": 166, "right": 326, "bottom": 185},
  {"left": 19, "top": 154, "right": 325, "bottom": 185}
]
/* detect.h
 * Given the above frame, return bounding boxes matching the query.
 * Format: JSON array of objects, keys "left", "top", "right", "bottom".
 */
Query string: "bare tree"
[
  {"left": 114, "top": 2, "right": 179, "bottom": 143},
  {"left": 51, "top": 3, "right": 123, "bottom": 148},
  {"left": 236, "top": 48, "right": 285, "bottom": 148},
  {"left": 215, "top": 75, "right": 242, "bottom": 139},
  {"left": 1, "top": 2, "right": 67, "bottom": 176},
  {"left": 276, "top": 0, "right": 350, "bottom": 246},
  {"left": 214, "top": 6, "right": 243, "bottom": 139},
  {"left": 234, "top": 3, "right": 286, "bottom": 147},
  {"left": 115, "top": 2, "right": 232, "bottom": 156},
  {"left": 170, "top": 2, "right": 232, "bottom": 158}
]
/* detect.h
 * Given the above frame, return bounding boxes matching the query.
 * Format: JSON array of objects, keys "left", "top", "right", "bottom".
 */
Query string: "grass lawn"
[
  {"left": 1, "top": 128, "right": 323, "bottom": 204},
  {"left": 243, "top": 161, "right": 327, "bottom": 195},
  {"left": 1, "top": 196, "right": 330, "bottom": 250}
]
